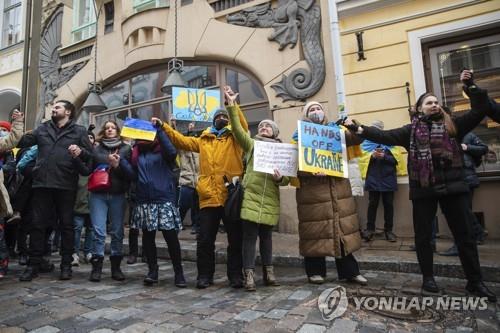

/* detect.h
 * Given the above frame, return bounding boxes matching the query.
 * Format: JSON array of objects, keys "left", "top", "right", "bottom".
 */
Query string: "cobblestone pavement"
[{"left": 0, "top": 257, "right": 499, "bottom": 332}]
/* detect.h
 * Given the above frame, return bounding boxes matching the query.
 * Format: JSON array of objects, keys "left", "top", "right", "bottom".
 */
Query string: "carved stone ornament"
[
  {"left": 38, "top": 5, "right": 87, "bottom": 125},
  {"left": 227, "top": 0, "right": 325, "bottom": 102}
]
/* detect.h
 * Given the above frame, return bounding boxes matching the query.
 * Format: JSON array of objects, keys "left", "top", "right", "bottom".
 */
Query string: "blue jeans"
[
  {"left": 74, "top": 214, "right": 93, "bottom": 255},
  {"left": 178, "top": 186, "right": 200, "bottom": 229},
  {"left": 90, "top": 193, "right": 126, "bottom": 257}
]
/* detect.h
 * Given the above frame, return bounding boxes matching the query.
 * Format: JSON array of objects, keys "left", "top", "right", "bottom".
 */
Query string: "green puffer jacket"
[
  {"left": 74, "top": 175, "right": 89, "bottom": 215},
  {"left": 227, "top": 105, "right": 289, "bottom": 226}
]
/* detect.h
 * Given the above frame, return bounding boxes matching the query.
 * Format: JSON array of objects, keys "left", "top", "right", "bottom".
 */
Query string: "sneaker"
[
  {"left": 385, "top": 231, "right": 397, "bottom": 242},
  {"left": 6, "top": 211, "right": 21, "bottom": 224},
  {"left": 439, "top": 245, "right": 458, "bottom": 256},
  {"left": 348, "top": 274, "right": 368, "bottom": 286},
  {"left": 361, "top": 229, "right": 375, "bottom": 241},
  {"left": 71, "top": 253, "right": 80, "bottom": 267},
  {"left": 84, "top": 253, "right": 92, "bottom": 264},
  {"left": 308, "top": 275, "right": 325, "bottom": 284}
]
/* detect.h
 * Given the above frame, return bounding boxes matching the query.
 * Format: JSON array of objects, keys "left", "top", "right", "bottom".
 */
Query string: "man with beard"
[{"left": 18, "top": 100, "right": 93, "bottom": 281}]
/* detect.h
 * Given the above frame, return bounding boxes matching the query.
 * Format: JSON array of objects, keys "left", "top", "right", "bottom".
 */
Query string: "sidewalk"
[{"left": 119, "top": 227, "right": 500, "bottom": 283}]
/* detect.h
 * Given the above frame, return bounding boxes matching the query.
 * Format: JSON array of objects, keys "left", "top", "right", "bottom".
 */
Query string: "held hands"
[
  {"left": 12, "top": 109, "right": 24, "bottom": 122},
  {"left": 272, "top": 169, "right": 283, "bottom": 182},
  {"left": 223, "top": 85, "right": 239, "bottom": 106},
  {"left": 372, "top": 149, "right": 385, "bottom": 159},
  {"left": 108, "top": 149, "right": 120, "bottom": 168},
  {"left": 461, "top": 143, "right": 468, "bottom": 151},
  {"left": 151, "top": 117, "right": 163, "bottom": 128},
  {"left": 343, "top": 117, "right": 360, "bottom": 132},
  {"left": 68, "top": 144, "right": 82, "bottom": 158}
]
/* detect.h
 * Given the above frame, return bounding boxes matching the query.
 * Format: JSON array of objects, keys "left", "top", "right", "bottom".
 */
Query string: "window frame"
[
  {"left": 71, "top": 0, "right": 97, "bottom": 44},
  {"left": 1, "top": 0, "right": 22, "bottom": 49},
  {"left": 133, "top": 0, "right": 169, "bottom": 13}
]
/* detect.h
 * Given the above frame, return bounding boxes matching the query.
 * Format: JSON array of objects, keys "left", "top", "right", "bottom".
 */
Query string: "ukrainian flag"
[{"left": 121, "top": 118, "right": 157, "bottom": 141}]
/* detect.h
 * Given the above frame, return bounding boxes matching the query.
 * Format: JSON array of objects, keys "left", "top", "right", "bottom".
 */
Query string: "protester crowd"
[{"left": 0, "top": 70, "right": 496, "bottom": 303}]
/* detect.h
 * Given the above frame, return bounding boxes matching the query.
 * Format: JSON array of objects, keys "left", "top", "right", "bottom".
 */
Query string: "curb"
[{"left": 111, "top": 243, "right": 500, "bottom": 283}]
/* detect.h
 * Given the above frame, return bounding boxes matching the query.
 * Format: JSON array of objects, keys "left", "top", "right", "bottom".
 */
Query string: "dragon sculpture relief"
[
  {"left": 38, "top": 5, "right": 87, "bottom": 125},
  {"left": 227, "top": 0, "right": 325, "bottom": 102}
]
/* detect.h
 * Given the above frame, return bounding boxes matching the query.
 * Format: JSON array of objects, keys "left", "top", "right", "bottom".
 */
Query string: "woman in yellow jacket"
[{"left": 157, "top": 86, "right": 247, "bottom": 289}]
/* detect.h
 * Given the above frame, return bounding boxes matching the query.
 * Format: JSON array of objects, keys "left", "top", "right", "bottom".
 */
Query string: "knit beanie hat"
[
  {"left": 303, "top": 101, "right": 323, "bottom": 117},
  {"left": 0, "top": 121, "right": 11, "bottom": 132},
  {"left": 212, "top": 108, "right": 229, "bottom": 126},
  {"left": 258, "top": 119, "right": 280, "bottom": 138},
  {"left": 371, "top": 120, "right": 384, "bottom": 130}
]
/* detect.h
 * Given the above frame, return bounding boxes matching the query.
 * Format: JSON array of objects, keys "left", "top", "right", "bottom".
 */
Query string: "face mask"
[
  {"left": 214, "top": 119, "right": 228, "bottom": 130},
  {"left": 308, "top": 112, "right": 324, "bottom": 124},
  {"left": 0, "top": 131, "right": 8, "bottom": 138}
]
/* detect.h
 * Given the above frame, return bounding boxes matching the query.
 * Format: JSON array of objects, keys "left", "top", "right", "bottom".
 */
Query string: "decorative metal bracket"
[{"left": 356, "top": 31, "right": 366, "bottom": 61}]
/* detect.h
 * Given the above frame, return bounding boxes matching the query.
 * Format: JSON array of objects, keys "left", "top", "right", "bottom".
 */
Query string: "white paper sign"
[{"left": 253, "top": 141, "right": 298, "bottom": 177}]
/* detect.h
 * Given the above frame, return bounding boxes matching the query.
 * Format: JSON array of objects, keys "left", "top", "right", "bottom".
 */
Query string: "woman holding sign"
[
  {"left": 88, "top": 121, "right": 131, "bottom": 282},
  {"left": 343, "top": 78, "right": 496, "bottom": 302},
  {"left": 292, "top": 101, "right": 367, "bottom": 286},
  {"left": 227, "top": 90, "right": 290, "bottom": 291}
]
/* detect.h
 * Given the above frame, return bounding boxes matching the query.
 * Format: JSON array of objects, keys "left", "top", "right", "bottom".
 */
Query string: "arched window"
[{"left": 86, "top": 62, "right": 270, "bottom": 135}]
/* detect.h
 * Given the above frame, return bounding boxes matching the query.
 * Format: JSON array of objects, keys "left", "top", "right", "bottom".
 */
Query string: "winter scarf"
[
  {"left": 409, "top": 113, "right": 462, "bottom": 187},
  {"left": 100, "top": 137, "right": 122, "bottom": 149}
]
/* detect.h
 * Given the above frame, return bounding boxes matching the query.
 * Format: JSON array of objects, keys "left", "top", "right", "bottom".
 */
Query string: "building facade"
[
  {"left": 33, "top": 0, "right": 500, "bottom": 237},
  {"left": 0, "top": 0, "right": 25, "bottom": 120}
]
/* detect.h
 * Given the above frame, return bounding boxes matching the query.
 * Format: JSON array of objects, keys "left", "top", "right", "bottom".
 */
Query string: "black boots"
[
  {"left": 174, "top": 265, "right": 187, "bottom": 288},
  {"left": 422, "top": 276, "right": 440, "bottom": 293},
  {"left": 110, "top": 255, "right": 126, "bottom": 281},
  {"left": 144, "top": 262, "right": 159, "bottom": 286},
  {"left": 19, "top": 265, "right": 39, "bottom": 281},
  {"left": 89, "top": 256, "right": 104, "bottom": 282},
  {"left": 466, "top": 281, "right": 497, "bottom": 303},
  {"left": 59, "top": 265, "right": 72, "bottom": 280}
]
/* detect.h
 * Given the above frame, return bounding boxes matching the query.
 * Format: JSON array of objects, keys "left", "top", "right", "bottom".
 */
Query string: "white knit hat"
[{"left": 303, "top": 101, "right": 323, "bottom": 117}]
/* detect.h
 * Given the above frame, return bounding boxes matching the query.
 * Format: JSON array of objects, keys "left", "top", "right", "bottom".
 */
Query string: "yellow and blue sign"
[
  {"left": 297, "top": 120, "right": 348, "bottom": 178},
  {"left": 121, "top": 118, "right": 157, "bottom": 141},
  {"left": 172, "top": 87, "right": 221, "bottom": 122}
]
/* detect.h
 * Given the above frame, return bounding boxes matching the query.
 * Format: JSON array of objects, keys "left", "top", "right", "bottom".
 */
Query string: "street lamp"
[
  {"left": 161, "top": 0, "right": 187, "bottom": 94},
  {"left": 82, "top": 0, "right": 107, "bottom": 113}
]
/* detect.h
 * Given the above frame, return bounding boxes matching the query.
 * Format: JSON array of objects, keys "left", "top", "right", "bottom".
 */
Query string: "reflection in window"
[
  {"left": 226, "top": 69, "right": 265, "bottom": 105},
  {"left": 72, "top": 0, "right": 97, "bottom": 43},
  {"left": 430, "top": 34, "right": 500, "bottom": 173},
  {"left": 101, "top": 81, "right": 130, "bottom": 108},
  {"left": 131, "top": 102, "right": 170, "bottom": 121},
  {"left": 183, "top": 66, "right": 217, "bottom": 88},
  {"left": 2, "top": 0, "right": 22, "bottom": 48}
]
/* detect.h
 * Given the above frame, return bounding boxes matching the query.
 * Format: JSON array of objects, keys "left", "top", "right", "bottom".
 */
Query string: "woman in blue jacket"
[{"left": 121, "top": 120, "right": 186, "bottom": 287}]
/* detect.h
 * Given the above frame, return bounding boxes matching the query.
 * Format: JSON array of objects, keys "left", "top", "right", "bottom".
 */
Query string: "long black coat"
[
  {"left": 19, "top": 119, "right": 93, "bottom": 191},
  {"left": 359, "top": 106, "right": 486, "bottom": 200}
]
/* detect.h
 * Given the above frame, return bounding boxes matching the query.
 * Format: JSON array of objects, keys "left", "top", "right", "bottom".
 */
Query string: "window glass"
[
  {"left": 2, "top": 0, "right": 22, "bottom": 48},
  {"left": 226, "top": 69, "right": 265, "bottom": 105},
  {"left": 133, "top": 0, "right": 169, "bottom": 13},
  {"left": 72, "top": 0, "right": 96, "bottom": 43},
  {"left": 429, "top": 34, "right": 500, "bottom": 173},
  {"left": 100, "top": 81, "right": 130, "bottom": 108}
]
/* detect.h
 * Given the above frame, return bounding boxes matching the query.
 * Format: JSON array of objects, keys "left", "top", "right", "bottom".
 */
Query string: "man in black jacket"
[
  {"left": 19, "top": 100, "right": 93, "bottom": 281},
  {"left": 461, "top": 69, "right": 500, "bottom": 123}
]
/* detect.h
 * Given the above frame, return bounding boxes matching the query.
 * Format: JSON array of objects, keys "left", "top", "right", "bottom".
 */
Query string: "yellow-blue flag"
[{"left": 121, "top": 118, "right": 157, "bottom": 141}]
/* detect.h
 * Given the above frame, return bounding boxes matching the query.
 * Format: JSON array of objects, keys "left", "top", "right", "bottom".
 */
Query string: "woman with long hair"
[
  {"left": 344, "top": 91, "right": 496, "bottom": 302},
  {"left": 89, "top": 121, "right": 131, "bottom": 282}
]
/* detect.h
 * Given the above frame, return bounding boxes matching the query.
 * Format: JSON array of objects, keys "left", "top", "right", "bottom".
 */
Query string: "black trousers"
[
  {"left": 366, "top": 191, "right": 394, "bottom": 232},
  {"left": 304, "top": 254, "right": 360, "bottom": 280},
  {"left": 242, "top": 219, "right": 273, "bottom": 269},
  {"left": 467, "top": 188, "right": 485, "bottom": 241},
  {"left": 197, "top": 206, "right": 242, "bottom": 281},
  {"left": 129, "top": 228, "right": 139, "bottom": 257},
  {"left": 412, "top": 193, "right": 482, "bottom": 282},
  {"left": 28, "top": 188, "right": 76, "bottom": 266},
  {"left": 142, "top": 229, "right": 182, "bottom": 270}
]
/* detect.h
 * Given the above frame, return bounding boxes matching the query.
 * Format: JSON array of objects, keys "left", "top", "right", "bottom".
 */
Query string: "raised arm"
[
  {"left": 157, "top": 129, "right": 177, "bottom": 162},
  {"left": 0, "top": 111, "right": 24, "bottom": 152},
  {"left": 344, "top": 118, "right": 411, "bottom": 151},
  {"left": 227, "top": 104, "right": 253, "bottom": 152},
  {"left": 160, "top": 122, "right": 200, "bottom": 153}
]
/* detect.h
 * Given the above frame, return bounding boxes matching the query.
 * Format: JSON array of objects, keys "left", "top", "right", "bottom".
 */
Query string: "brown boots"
[
  {"left": 263, "top": 265, "right": 279, "bottom": 286},
  {"left": 245, "top": 266, "right": 280, "bottom": 291}
]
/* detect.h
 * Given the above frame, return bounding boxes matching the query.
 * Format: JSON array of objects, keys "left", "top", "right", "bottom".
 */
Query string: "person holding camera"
[{"left": 342, "top": 75, "right": 496, "bottom": 302}]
